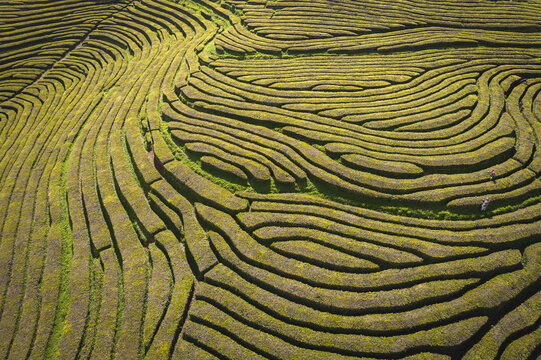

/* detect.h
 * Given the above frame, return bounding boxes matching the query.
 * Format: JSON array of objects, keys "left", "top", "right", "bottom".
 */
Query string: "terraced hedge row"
[{"left": 0, "top": 0, "right": 539, "bottom": 358}]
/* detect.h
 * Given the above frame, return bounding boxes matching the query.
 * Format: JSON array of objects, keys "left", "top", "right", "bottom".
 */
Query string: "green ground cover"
[{"left": 0, "top": 0, "right": 539, "bottom": 358}]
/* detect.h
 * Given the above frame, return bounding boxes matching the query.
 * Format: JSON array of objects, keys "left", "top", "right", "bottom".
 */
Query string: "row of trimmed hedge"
[{"left": 232, "top": 0, "right": 541, "bottom": 42}]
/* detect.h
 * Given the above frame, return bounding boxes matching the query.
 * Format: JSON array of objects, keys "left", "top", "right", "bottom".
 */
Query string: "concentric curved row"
[
  {"left": 226, "top": 0, "right": 541, "bottom": 39},
  {"left": 0, "top": 0, "right": 135, "bottom": 102},
  {"left": 168, "top": 48, "right": 541, "bottom": 212},
  {"left": 0, "top": 0, "right": 540, "bottom": 359},
  {"left": 0, "top": 0, "right": 211, "bottom": 358}
]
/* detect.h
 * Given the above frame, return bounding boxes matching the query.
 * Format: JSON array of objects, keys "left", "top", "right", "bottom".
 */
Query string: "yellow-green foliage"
[{"left": 0, "top": 0, "right": 540, "bottom": 359}]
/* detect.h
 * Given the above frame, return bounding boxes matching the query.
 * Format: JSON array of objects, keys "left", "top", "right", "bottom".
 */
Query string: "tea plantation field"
[{"left": 0, "top": 0, "right": 540, "bottom": 358}]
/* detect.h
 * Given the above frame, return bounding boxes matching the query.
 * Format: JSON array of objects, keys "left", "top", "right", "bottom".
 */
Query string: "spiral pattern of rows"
[{"left": 0, "top": 0, "right": 540, "bottom": 359}]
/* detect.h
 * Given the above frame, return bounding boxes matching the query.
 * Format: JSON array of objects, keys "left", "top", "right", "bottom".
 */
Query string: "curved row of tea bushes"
[
  {"left": 177, "top": 200, "right": 540, "bottom": 357},
  {"left": 0, "top": 0, "right": 218, "bottom": 358},
  {"left": 1, "top": 0, "right": 540, "bottom": 358},
  {"left": 226, "top": 0, "right": 541, "bottom": 40},
  {"left": 216, "top": 22, "right": 541, "bottom": 55},
  {"left": 0, "top": 0, "right": 134, "bottom": 102},
  {"left": 168, "top": 48, "right": 541, "bottom": 211}
]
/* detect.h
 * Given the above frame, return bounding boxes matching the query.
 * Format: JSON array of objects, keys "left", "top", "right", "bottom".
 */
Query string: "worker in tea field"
[
  {"left": 490, "top": 169, "right": 495, "bottom": 181},
  {"left": 481, "top": 198, "right": 490, "bottom": 212}
]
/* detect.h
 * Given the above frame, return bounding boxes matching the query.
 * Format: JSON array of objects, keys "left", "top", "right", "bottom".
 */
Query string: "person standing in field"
[{"left": 481, "top": 198, "right": 490, "bottom": 212}]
